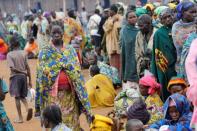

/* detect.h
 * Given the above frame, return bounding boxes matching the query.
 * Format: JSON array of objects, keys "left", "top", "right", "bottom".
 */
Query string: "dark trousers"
[{"left": 91, "top": 35, "right": 101, "bottom": 48}]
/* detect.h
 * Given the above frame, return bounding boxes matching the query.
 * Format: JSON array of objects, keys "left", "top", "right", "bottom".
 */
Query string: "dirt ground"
[{"left": 0, "top": 60, "right": 114, "bottom": 131}]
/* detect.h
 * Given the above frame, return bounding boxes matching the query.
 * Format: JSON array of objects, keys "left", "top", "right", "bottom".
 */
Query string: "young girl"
[
  {"left": 0, "top": 78, "right": 14, "bottom": 131},
  {"left": 167, "top": 76, "right": 187, "bottom": 95},
  {"left": 150, "top": 93, "right": 192, "bottom": 130},
  {"left": 24, "top": 37, "right": 38, "bottom": 59},
  {"left": 42, "top": 105, "right": 71, "bottom": 131}
]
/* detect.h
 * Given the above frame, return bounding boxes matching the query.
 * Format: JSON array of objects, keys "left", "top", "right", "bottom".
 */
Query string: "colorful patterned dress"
[
  {"left": 0, "top": 80, "right": 14, "bottom": 131},
  {"left": 179, "top": 32, "right": 197, "bottom": 82},
  {"left": 172, "top": 20, "right": 196, "bottom": 71},
  {"left": 145, "top": 93, "right": 163, "bottom": 124},
  {"left": 35, "top": 44, "right": 91, "bottom": 131},
  {"left": 63, "top": 17, "right": 85, "bottom": 47}
]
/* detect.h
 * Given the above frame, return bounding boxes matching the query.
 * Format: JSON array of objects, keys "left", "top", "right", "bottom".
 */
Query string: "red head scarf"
[{"left": 139, "top": 75, "right": 161, "bottom": 95}]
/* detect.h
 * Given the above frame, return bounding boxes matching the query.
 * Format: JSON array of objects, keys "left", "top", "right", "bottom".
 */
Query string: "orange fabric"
[
  {"left": 25, "top": 42, "right": 38, "bottom": 53},
  {"left": 167, "top": 77, "right": 187, "bottom": 91},
  {"left": 0, "top": 39, "right": 8, "bottom": 54}
]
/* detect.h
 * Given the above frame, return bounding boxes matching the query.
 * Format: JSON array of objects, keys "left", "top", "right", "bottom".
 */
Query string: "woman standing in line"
[{"left": 120, "top": 10, "right": 139, "bottom": 89}]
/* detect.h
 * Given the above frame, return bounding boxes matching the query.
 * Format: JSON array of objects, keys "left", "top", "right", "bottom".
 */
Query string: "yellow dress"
[
  {"left": 145, "top": 93, "right": 164, "bottom": 124},
  {"left": 85, "top": 74, "right": 117, "bottom": 108}
]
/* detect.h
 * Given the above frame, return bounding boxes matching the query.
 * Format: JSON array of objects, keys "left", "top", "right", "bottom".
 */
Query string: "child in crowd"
[
  {"left": 127, "top": 98, "right": 150, "bottom": 125},
  {"left": 167, "top": 76, "right": 187, "bottom": 96},
  {"left": 139, "top": 75, "right": 163, "bottom": 124},
  {"left": 7, "top": 36, "right": 33, "bottom": 123},
  {"left": 24, "top": 37, "right": 38, "bottom": 59},
  {"left": 150, "top": 93, "right": 192, "bottom": 130},
  {"left": 42, "top": 105, "right": 71, "bottom": 131},
  {"left": 94, "top": 47, "right": 103, "bottom": 63},
  {"left": 0, "top": 78, "right": 14, "bottom": 131},
  {"left": 126, "top": 119, "right": 144, "bottom": 131}
]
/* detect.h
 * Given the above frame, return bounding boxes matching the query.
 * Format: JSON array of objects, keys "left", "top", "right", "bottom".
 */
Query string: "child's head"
[
  {"left": 29, "top": 37, "right": 35, "bottom": 44},
  {"left": 164, "top": 93, "right": 190, "bottom": 121},
  {"left": 127, "top": 98, "right": 150, "bottom": 125},
  {"left": 10, "top": 35, "right": 20, "bottom": 50},
  {"left": 42, "top": 105, "right": 62, "bottom": 129},
  {"left": 139, "top": 75, "right": 161, "bottom": 96},
  {"left": 90, "top": 65, "right": 100, "bottom": 77},
  {"left": 126, "top": 119, "right": 144, "bottom": 131},
  {"left": 167, "top": 77, "right": 187, "bottom": 95}
]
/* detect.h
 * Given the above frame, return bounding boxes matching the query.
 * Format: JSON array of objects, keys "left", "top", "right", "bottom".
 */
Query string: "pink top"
[
  {"left": 185, "top": 38, "right": 197, "bottom": 127},
  {"left": 185, "top": 38, "right": 197, "bottom": 106}
]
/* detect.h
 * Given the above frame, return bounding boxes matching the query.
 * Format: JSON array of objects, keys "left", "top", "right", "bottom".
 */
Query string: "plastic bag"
[{"left": 26, "top": 88, "right": 35, "bottom": 102}]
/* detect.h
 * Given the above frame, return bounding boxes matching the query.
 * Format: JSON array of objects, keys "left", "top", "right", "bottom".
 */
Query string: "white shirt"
[
  {"left": 81, "top": 11, "right": 88, "bottom": 24},
  {"left": 87, "top": 14, "right": 101, "bottom": 36}
]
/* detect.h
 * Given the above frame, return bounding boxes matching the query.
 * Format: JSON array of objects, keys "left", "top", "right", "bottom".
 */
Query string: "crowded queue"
[{"left": 0, "top": 1, "right": 197, "bottom": 131}]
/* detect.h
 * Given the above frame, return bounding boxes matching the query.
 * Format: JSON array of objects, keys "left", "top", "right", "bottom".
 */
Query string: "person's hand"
[{"left": 143, "top": 125, "right": 149, "bottom": 129}]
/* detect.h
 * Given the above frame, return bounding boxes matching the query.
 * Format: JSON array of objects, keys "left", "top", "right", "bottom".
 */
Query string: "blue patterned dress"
[
  {"left": 35, "top": 44, "right": 91, "bottom": 130},
  {"left": 0, "top": 80, "right": 14, "bottom": 131}
]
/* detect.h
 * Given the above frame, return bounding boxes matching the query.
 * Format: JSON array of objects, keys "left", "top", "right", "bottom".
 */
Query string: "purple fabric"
[
  {"left": 0, "top": 53, "right": 6, "bottom": 60},
  {"left": 43, "top": 12, "right": 50, "bottom": 18},
  {"left": 176, "top": 1, "right": 194, "bottom": 20}
]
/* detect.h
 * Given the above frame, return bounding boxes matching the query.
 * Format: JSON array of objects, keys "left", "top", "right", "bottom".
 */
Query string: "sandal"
[{"left": 26, "top": 108, "right": 33, "bottom": 121}]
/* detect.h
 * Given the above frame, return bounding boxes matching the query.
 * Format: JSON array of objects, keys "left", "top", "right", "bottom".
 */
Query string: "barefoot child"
[
  {"left": 0, "top": 79, "right": 14, "bottom": 130},
  {"left": 7, "top": 36, "right": 33, "bottom": 123}
]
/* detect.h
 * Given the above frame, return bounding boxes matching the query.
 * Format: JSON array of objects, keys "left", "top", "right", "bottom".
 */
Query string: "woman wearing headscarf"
[
  {"left": 139, "top": 75, "right": 163, "bottom": 124},
  {"left": 172, "top": 1, "right": 196, "bottom": 73},
  {"left": 152, "top": 6, "right": 168, "bottom": 29},
  {"left": 120, "top": 10, "right": 139, "bottom": 89},
  {"left": 150, "top": 93, "right": 192, "bottom": 130},
  {"left": 35, "top": 24, "right": 92, "bottom": 130},
  {"left": 151, "top": 8, "right": 177, "bottom": 101},
  {"left": 185, "top": 38, "right": 197, "bottom": 130}
]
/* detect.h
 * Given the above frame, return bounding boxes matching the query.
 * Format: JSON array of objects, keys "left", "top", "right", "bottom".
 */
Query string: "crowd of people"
[{"left": 0, "top": 0, "right": 197, "bottom": 131}]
